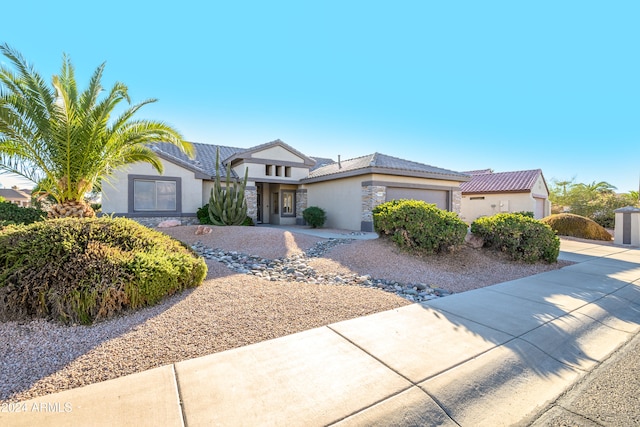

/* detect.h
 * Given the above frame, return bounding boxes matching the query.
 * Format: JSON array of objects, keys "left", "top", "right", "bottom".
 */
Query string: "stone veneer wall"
[
  {"left": 129, "top": 216, "right": 200, "bottom": 228},
  {"left": 451, "top": 190, "right": 462, "bottom": 215},
  {"left": 361, "top": 185, "right": 386, "bottom": 231},
  {"left": 296, "top": 189, "right": 308, "bottom": 225},
  {"left": 245, "top": 186, "right": 258, "bottom": 224}
]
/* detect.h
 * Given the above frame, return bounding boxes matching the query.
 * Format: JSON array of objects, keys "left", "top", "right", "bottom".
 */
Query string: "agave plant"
[
  {"left": 0, "top": 44, "right": 193, "bottom": 218},
  {"left": 208, "top": 147, "right": 248, "bottom": 225}
]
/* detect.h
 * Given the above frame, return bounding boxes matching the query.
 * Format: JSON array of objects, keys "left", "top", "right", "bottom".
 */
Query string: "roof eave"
[
  {"left": 462, "top": 189, "right": 531, "bottom": 195},
  {"left": 302, "top": 166, "right": 471, "bottom": 184}
]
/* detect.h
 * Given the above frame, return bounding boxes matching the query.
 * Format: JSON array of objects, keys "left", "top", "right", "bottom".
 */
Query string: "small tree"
[
  {"left": 208, "top": 147, "right": 248, "bottom": 225},
  {"left": 0, "top": 44, "right": 193, "bottom": 218}
]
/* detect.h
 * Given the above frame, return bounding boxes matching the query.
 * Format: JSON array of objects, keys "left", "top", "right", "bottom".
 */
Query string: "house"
[
  {"left": 459, "top": 169, "right": 551, "bottom": 222},
  {"left": 0, "top": 188, "right": 31, "bottom": 207},
  {"left": 101, "top": 139, "right": 471, "bottom": 231}
]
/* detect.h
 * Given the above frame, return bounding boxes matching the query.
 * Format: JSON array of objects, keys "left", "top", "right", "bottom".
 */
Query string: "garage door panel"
[{"left": 385, "top": 188, "right": 448, "bottom": 210}]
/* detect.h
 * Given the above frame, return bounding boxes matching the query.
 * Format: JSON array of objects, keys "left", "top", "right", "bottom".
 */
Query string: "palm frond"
[{"left": 0, "top": 45, "right": 189, "bottom": 204}]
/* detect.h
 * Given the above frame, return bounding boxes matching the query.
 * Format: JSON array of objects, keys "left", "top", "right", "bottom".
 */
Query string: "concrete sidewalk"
[{"left": 2, "top": 239, "right": 639, "bottom": 426}]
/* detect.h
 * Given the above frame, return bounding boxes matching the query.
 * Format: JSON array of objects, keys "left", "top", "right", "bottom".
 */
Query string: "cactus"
[{"left": 208, "top": 147, "right": 249, "bottom": 226}]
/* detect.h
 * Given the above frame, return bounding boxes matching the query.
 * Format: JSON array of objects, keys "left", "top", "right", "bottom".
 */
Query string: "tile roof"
[
  {"left": 149, "top": 142, "right": 245, "bottom": 178},
  {"left": 309, "top": 157, "right": 336, "bottom": 171},
  {"left": 460, "top": 169, "right": 544, "bottom": 193},
  {"left": 149, "top": 142, "right": 468, "bottom": 184},
  {"left": 0, "top": 188, "right": 31, "bottom": 200},
  {"left": 151, "top": 141, "right": 329, "bottom": 179},
  {"left": 305, "top": 152, "right": 469, "bottom": 181}
]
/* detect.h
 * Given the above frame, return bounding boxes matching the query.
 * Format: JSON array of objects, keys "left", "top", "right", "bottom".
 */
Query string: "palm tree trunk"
[{"left": 48, "top": 201, "right": 95, "bottom": 218}]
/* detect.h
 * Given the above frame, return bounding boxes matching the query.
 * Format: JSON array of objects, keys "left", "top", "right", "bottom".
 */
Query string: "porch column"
[
  {"left": 451, "top": 189, "right": 462, "bottom": 215},
  {"left": 296, "top": 189, "right": 307, "bottom": 225},
  {"left": 245, "top": 186, "right": 258, "bottom": 224},
  {"left": 361, "top": 184, "right": 386, "bottom": 232}
]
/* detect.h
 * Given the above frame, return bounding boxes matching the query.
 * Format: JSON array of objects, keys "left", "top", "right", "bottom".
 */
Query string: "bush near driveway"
[
  {"left": 373, "top": 199, "right": 468, "bottom": 255},
  {"left": 0, "top": 217, "right": 207, "bottom": 324},
  {"left": 471, "top": 213, "right": 560, "bottom": 263},
  {"left": 541, "top": 213, "right": 612, "bottom": 241}
]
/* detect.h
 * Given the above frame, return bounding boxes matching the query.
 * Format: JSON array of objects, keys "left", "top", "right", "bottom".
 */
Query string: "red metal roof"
[{"left": 460, "top": 169, "right": 543, "bottom": 194}]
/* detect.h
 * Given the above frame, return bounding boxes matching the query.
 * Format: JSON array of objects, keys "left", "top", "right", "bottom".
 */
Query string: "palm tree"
[
  {"left": 576, "top": 181, "right": 617, "bottom": 195},
  {"left": 0, "top": 44, "right": 194, "bottom": 218}
]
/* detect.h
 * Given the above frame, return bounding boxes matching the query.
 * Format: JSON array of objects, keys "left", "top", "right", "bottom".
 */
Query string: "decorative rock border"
[{"left": 191, "top": 238, "right": 452, "bottom": 302}]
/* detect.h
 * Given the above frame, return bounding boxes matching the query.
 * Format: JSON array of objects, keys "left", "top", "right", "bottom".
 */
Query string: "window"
[
  {"left": 275, "top": 165, "right": 282, "bottom": 176},
  {"left": 265, "top": 165, "right": 273, "bottom": 176},
  {"left": 470, "top": 196, "right": 485, "bottom": 200},
  {"left": 285, "top": 166, "right": 291, "bottom": 177},
  {"left": 281, "top": 191, "right": 295, "bottom": 217},
  {"left": 133, "top": 179, "right": 177, "bottom": 211}
]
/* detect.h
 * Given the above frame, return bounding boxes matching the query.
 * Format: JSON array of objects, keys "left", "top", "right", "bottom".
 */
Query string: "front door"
[{"left": 271, "top": 192, "right": 280, "bottom": 224}]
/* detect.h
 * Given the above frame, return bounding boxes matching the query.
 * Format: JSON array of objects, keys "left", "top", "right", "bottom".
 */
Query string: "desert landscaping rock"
[
  {"left": 0, "top": 225, "right": 570, "bottom": 404},
  {"left": 191, "top": 239, "right": 448, "bottom": 302}
]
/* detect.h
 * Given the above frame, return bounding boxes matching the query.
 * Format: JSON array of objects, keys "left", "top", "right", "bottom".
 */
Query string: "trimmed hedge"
[
  {"left": 373, "top": 199, "right": 467, "bottom": 254},
  {"left": 471, "top": 213, "right": 560, "bottom": 263},
  {"left": 0, "top": 201, "right": 46, "bottom": 226},
  {"left": 541, "top": 213, "right": 612, "bottom": 241},
  {"left": 0, "top": 217, "right": 207, "bottom": 324},
  {"left": 303, "top": 206, "right": 327, "bottom": 228}
]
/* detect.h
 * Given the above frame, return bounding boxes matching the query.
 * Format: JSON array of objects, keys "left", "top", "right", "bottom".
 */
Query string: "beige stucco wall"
[
  {"left": 460, "top": 193, "right": 524, "bottom": 222},
  {"left": 101, "top": 159, "right": 203, "bottom": 215},
  {"left": 305, "top": 176, "right": 363, "bottom": 230},
  {"left": 460, "top": 175, "right": 550, "bottom": 222},
  {"left": 369, "top": 174, "right": 462, "bottom": 188},
  {"left": 305, "top": 173, "right": 465, "bottom": 230},
  {"left": 233, "top": 162, "right": 309, "bottom": 181},
  {"left": 531, "top": 175, "right": 549, "bottom": 198},
  {"left": 250, "top": 145, "right": 303, "bottom": 162}
]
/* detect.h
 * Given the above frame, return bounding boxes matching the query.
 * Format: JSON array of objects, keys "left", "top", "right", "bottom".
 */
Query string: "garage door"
[{"left": 385, "top": 187, "right": 449, "bottom": 210}]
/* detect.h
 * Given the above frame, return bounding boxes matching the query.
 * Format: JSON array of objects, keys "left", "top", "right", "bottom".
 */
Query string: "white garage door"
[{"left": 385, "top": 187, "right": 449, "bottom": 210}]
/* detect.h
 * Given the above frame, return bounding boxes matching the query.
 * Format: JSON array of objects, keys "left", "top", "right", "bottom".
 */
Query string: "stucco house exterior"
[
  {"left": 101, "top": 139, "right": 471, "bottom": 231},
  {"left": 0, "top": 188, "right": 31, "bottom": 207},
  {"left": 459, "top": 169, "right": 551, "bottom": 222}
]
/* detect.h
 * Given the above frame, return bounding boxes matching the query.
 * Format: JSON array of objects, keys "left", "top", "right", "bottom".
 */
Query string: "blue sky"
[{"left": 1, "top": 1, "right": 639, "bottom": 193}]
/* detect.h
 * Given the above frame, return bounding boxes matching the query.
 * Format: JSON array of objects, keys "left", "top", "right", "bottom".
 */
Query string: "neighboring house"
[
  {"left": 0, "top": 188, "right": 31, "bottom": 207},
  {"left": 101, "top": 139, "right": 471, "bottom": 231},
  {"left": 459, "top": 169, "right": 551, "bottom": 222}
]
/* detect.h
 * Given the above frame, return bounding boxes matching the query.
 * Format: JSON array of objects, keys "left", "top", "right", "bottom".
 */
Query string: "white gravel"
[{"left": 0, "top": 225, "right": 570, "bottom": 403}]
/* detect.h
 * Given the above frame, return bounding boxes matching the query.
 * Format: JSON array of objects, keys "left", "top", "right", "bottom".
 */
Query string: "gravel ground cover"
[{"left": 0, "top": 225, "right": 571, "bottom": 403}]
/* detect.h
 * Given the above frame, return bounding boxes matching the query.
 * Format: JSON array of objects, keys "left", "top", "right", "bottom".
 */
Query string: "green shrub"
[
  {"left": 373, "top": 199, "right": 468, "bottom": 255},
  {"left": 471, "top": 213, "right": 560, "bottom": 263},
  {"left": 198, "top": 204, "right": 254, "bottom": 226},
  {"left": 0, "top": 217, "right": 207, "bottom": 324},
  {"left": 592, "top": 212, "right": 615, "bottom": 229},
  {"left": 541, "top": 213, "right": 612, "bottom": 241},
  {"left": 303, "top": 206, "right": 327, "bottom": 228},
  {"left": 197, "top": 204, "right": 213, "bottom": 224},
  {"left": 0, "top": 201, "right": 46, "bottom": 226},
  {"left": 513, "top": 211, "right": 534, "bottom": 218}
]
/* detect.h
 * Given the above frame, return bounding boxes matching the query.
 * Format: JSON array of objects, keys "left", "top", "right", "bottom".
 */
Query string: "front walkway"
[
  {"left": 256, "top": 224, "right": 379, "bottom": 240},
  {"left": 2, "top": 239, "right": 639, "bottom": 426}
]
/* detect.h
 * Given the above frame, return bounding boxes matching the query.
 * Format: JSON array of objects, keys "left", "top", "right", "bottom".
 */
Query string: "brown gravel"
[{"left": 0, "top": 225, "right": 571, "bottom": 403}]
